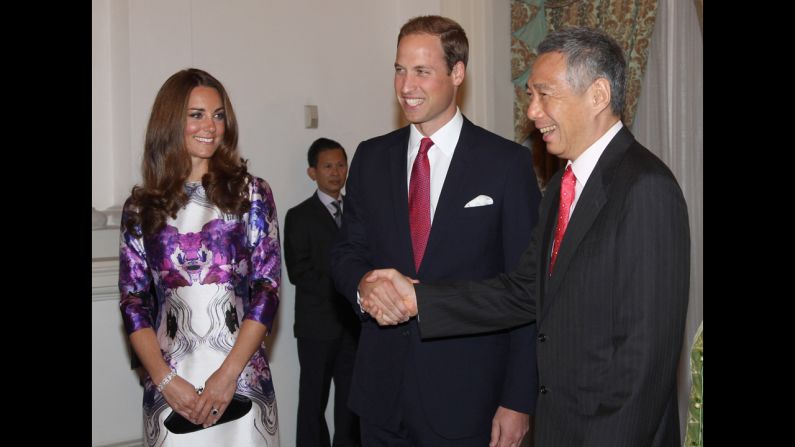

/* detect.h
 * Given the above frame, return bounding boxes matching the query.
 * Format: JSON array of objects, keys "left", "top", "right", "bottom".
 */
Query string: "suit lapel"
[
  {"left": 389, "top": 128, "right": 417, "bottom": 274},
  {"left": 310, "top": 192, "right": 338, "bottom": 231},
  {"left": 537, "top": 171, "right": 562, "bottom": 306},
  {"left": 542, "top": 127, "right": 635, "bottom": 315},
  {"left": 542, "top": 169, "right": 607, "bottom": 309},
  {"left": 420, "top": 119, "right": 475, "bottom": 274}
]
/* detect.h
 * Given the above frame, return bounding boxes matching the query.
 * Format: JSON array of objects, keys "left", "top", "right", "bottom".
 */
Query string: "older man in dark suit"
[
  {"left": 364, "top": 27, "right": 691, "bottom": 447},
  {"left": 331, "top": 15, "right": 541, "bottom": 447},
  {"left": 285, "top": 138, "right": 360, "bottom": 447}
]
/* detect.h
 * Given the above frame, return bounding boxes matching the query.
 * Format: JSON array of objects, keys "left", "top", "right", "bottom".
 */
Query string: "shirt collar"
[
  {"left": 316, "top": 189, "right": 341, "bottom": 208},
  {"left": 569, "top": 120, "right": 623, "bottom": 188},
  {"left": 408, "top": 107, "right": 463, "bottom": 159}
]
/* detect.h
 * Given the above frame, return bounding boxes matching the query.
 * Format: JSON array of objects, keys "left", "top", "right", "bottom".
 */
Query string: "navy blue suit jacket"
[{"left": 331, "top": 117, "right": 541, "bottom": 438}]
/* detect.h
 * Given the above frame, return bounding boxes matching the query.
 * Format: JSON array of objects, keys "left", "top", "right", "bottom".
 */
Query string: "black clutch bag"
[{"left": 164, "top": 393, "right": 253, "bottom": 434}]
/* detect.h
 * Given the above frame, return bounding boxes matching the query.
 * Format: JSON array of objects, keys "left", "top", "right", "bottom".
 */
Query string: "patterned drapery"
[
  {"left": 511, "top": 0, "right": 547, "bottom": 146},
  {"left": 511, "top": 0, "right": 659, "bottom": 186},
  {"left": 545, "top": 0, "right": 658, "bottom": 129}
]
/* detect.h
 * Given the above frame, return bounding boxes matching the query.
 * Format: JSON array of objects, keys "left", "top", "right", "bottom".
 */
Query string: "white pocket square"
[{"left": 464, "top": 195, "right": 493, "bottom": 208}]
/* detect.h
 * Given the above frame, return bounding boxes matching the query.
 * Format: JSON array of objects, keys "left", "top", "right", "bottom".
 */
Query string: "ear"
[
  {"left": 590, "top": 78, "right": 612, "bottom": 113},
  {"left": 307, "top": 166, "right": 317, "bottom": 181},
  {"left": 451, "top": 61, "right": 465, "bottom": 86}
]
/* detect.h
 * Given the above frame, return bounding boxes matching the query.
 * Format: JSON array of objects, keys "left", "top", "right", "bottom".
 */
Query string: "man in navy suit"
[
  {"left": 330, "top": 15, "right": 541, "bottom": 447},
  {"left": 285, "top": 138, "right": 360, "bottom": 447},
  {"left": 363, "top": 27, "right": 691, "bottom": 447}
]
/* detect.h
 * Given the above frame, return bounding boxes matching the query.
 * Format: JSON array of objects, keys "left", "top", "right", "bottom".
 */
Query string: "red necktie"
[
  {"left": 549, "top": 165, "right": 576, "bottom": 274},
  {"left": 409, "top": 137, "right": 433, "bottom": 272}
]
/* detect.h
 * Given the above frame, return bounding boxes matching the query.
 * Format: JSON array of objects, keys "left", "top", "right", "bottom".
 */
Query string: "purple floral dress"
[{"left": 119, "top": 176, "right": 280, "bottom": 446}]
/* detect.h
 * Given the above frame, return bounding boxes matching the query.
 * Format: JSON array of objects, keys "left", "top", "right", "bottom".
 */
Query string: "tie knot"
[
  {"left": 331, "top": 200, "right": 342, "bottom": 216},
  {"left": 419, "top": 137, "right": 434, "bottom": 156},
  {"left": 563, "top": 165, "right": 576, "bottom": 184}
]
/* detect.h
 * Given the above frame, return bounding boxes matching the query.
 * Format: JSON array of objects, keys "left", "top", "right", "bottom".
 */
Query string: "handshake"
[{"left": 359, "top": 269, "right": 420, "bottom": 325}]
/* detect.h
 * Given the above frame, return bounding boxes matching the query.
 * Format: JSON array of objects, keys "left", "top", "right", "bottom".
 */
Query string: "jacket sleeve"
[
  {"left": 415, "top": 220, "right": 540, "bottom": 338},
  {"left": 284, "top": 206, "right": 328, "bottom": 293},
  {"left": 414, "top": 147, "right": 551, "bottom": 335},
  {"left": 497, "top": 147, "right": 541, "bottom": 414},
  {"left": 330, "top": 142, "right": 373, "bottom": 320}
]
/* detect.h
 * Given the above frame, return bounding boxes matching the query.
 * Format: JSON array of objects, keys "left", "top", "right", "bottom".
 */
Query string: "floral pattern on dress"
[{"left": 119, "top": 175, "right": 280, "bottom": 446}]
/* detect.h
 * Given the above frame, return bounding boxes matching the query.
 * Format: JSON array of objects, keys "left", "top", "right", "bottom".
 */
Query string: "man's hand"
[
  {"left": 490, "top": 406, "right": 530, "bottom": 447},
  {"left": 360, "top": 269, "right": 418, "bottom": 325},
  {"left": 358, "top": 270, "right": 410, "bottom": 324}
]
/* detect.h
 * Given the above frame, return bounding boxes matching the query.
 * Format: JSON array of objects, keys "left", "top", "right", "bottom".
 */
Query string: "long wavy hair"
[{"left": 125, "top": 68, "right": 251, "bottom": 237}]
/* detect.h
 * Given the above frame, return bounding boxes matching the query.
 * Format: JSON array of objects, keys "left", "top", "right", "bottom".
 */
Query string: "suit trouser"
[{"left": 297, "top": 333, "right": 360, "bottom": 447}]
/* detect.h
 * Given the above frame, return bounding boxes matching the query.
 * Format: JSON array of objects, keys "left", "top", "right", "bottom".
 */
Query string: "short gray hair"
[{"left": 537, "top": 27, "right": 627, "bottom": 116}]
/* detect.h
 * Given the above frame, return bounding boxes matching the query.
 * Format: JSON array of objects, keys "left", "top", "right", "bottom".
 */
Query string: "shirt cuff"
[{"left": 356, "top": 290, "right": 366, "bottom": 314}]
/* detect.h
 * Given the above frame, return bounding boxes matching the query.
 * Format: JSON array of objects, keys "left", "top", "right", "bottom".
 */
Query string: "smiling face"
[
  {"left": 394, "top": 33, "right": 464, "bottom": 136},
  {"left": 184, "top": 86, "right": 226, "bottom": 179},
  {"left": 526, "top": 52, "right": 596, "bottom": 162}
]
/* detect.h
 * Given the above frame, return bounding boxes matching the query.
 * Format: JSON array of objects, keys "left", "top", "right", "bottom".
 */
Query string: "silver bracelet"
[{"left": 156, "top": 370, "right": 177, "bottom": 393}]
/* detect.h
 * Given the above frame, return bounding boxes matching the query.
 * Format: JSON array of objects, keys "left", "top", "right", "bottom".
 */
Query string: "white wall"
[
  {"left": 92, "top": 1, "right": 512, "bottom": 445},
  {"left": 93, "top": 254, "right": 146, "bottom": 446},
  {"left": 442, "top": 0, "right": 512, "bottom": 139},
  {"left": 91, "top": 0, "right": 113, "bottom": 210}
]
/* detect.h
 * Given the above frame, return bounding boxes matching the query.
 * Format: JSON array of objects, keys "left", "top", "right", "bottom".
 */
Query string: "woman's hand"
[
  {"left": 160, "top": 375, "right": 200, "bottom": 423},
  {"left": 193, "top": 366, "right": 238, "bottom": 427}
]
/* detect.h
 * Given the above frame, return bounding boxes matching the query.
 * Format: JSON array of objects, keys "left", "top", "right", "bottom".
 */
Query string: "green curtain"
[{"left": 684, "top": 322, "right": 703, "bottom": 447}]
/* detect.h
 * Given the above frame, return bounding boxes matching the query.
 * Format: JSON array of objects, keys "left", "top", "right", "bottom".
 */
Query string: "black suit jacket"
[
  {"left": 331, "top": 117, "right": 542, "bottom": 438},
  {"left": 416, "top": 126, "right": 691, "bottom": 447},
  {"left": 284, "top": 193, "right": 359, "bottom": 340}
]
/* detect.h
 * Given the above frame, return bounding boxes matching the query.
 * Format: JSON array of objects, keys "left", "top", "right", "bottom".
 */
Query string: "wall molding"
[
  {"left": 93, "top": 258, "right": 120, "bottom": 302},
  {"left": 96, "top": 439, "right": 143, "bottom": 447}
]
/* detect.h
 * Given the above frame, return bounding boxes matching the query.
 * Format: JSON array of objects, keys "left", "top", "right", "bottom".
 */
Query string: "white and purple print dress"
[{"left": 119, "top": 176, "right": 281, "bottom": 446}]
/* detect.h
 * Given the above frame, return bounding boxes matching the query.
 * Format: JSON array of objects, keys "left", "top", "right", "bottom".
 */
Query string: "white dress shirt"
[
  {"left": 316, "top": 189, "right": 342, "bottom": 218},
  {"left": 357, "top": 109, "right": 463, "bottom": 309},
  {"left": 566, "top": 120, "right": 623, "bottom": 217},
  {"left": 406, "top": 108, "right": 463, "bottom": 222}
]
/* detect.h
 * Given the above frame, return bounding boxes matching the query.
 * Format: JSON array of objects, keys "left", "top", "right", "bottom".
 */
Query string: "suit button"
[
  {"left": 539, "top": 385, "right": 548, "bottom": 394},
  {"left": 402, "top": 330, "right": 410, "bottom": 336},
  {"left": 537, "top": 333, "right": 547, "bottom": 342}
]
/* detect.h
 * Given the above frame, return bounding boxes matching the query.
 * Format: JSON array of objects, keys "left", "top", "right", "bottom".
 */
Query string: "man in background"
[{"left": 285, "top": 138, "right": 360, "bottom": 447}]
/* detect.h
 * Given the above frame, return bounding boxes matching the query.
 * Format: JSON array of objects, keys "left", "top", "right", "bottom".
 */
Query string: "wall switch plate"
[{"left": 305, "top": 105, "right": 318, "bottom": 128}]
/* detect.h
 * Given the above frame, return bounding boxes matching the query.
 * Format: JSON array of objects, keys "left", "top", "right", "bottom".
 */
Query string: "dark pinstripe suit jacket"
[{"left": 416, "top": 126, "right": 691, "bottom": 447}]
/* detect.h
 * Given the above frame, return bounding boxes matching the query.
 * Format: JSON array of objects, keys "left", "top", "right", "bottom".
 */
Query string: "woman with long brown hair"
[{"left": 118, "top": 68, "right": 280, "bottom": 446}]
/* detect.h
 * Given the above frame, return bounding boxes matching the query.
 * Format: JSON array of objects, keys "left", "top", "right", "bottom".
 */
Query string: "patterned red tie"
[
  {"left": 409, "top": 137, "right": 434, "bottom": 272},
  {"left": 549, "top": 165, "right": 576, "bottom": 274}
]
